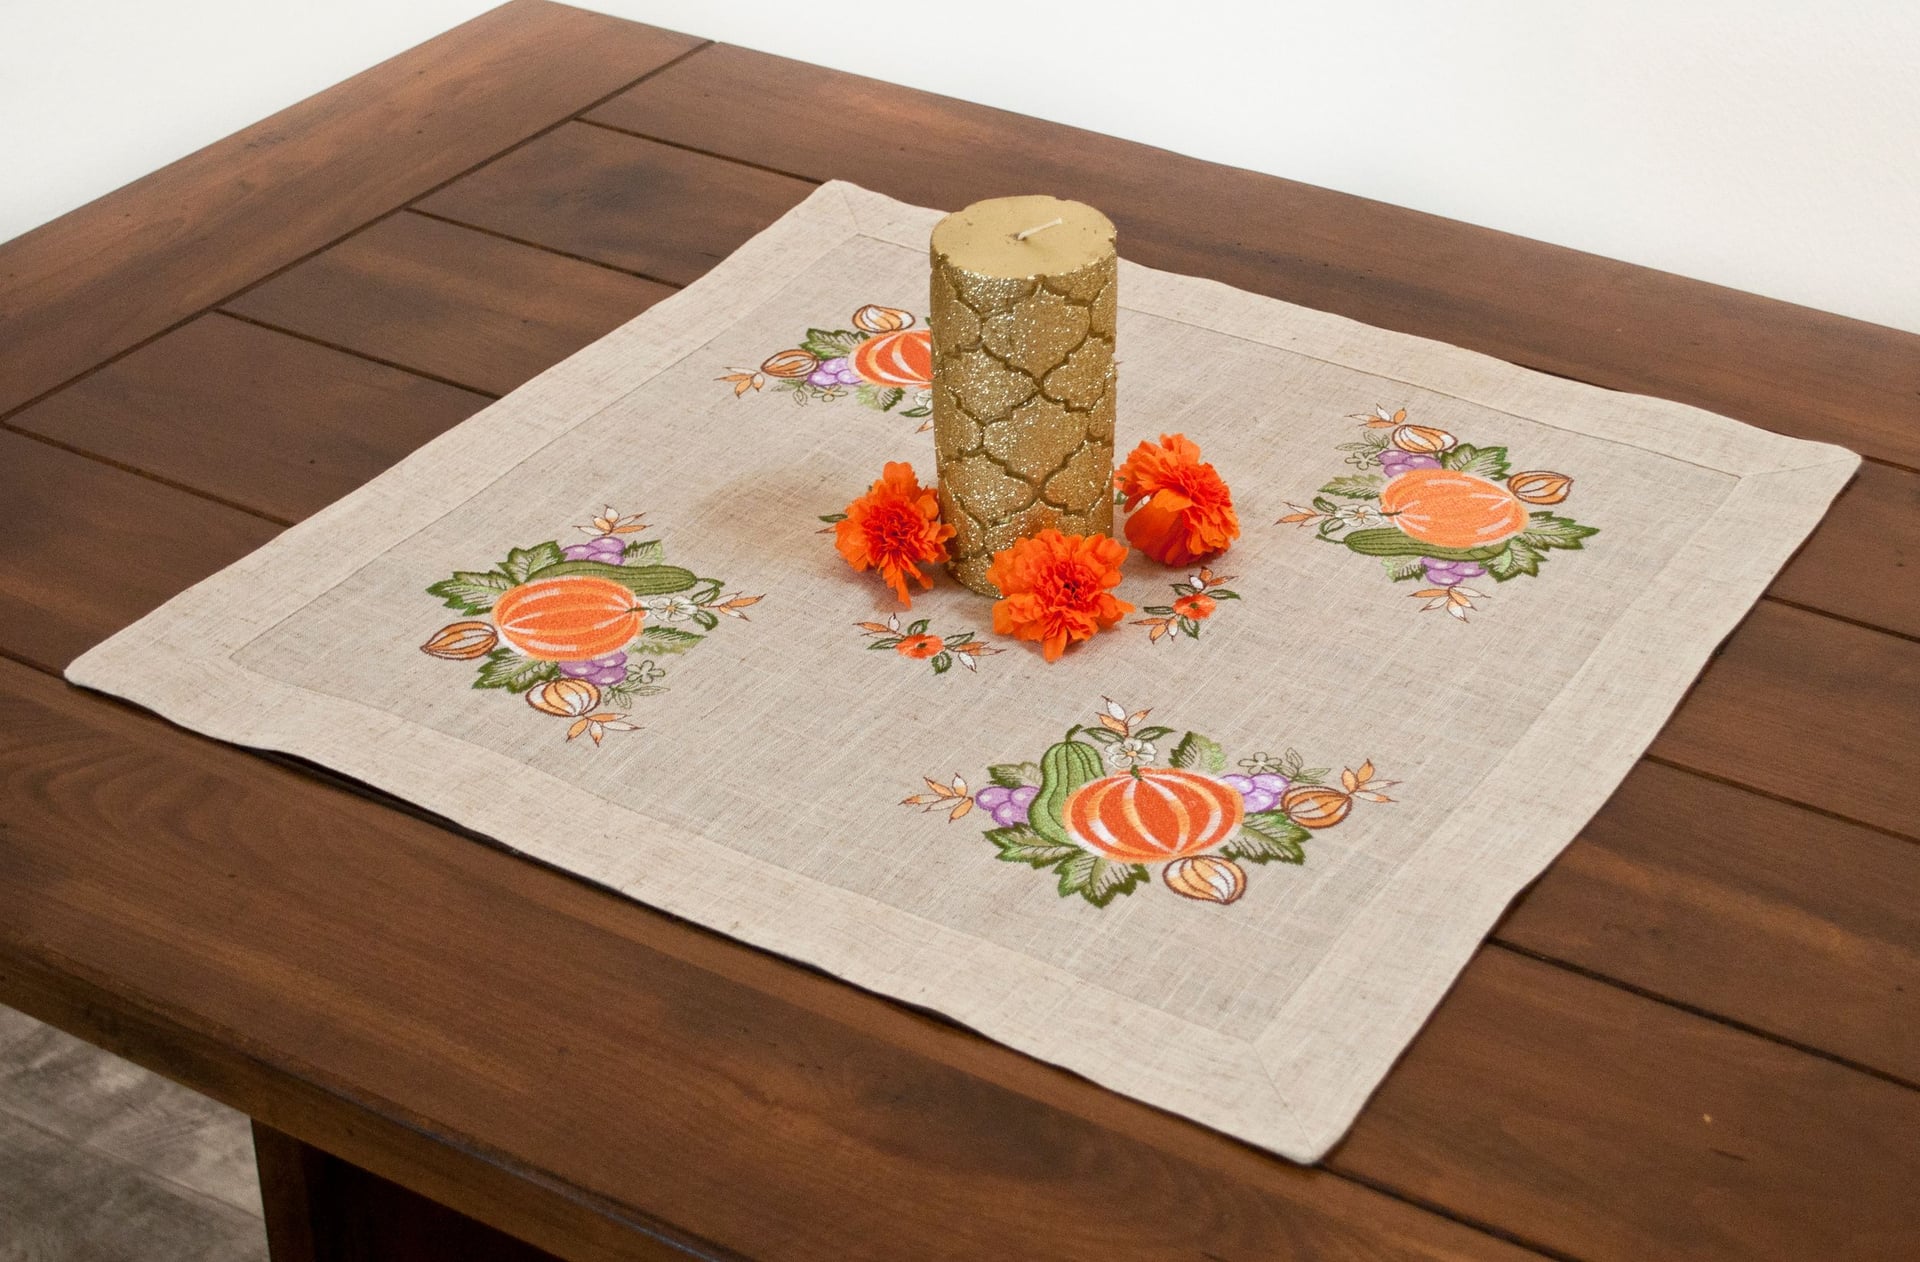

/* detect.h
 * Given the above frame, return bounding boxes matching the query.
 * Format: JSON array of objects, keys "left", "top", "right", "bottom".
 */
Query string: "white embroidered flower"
[
  {"left": 1332, "top": 503, "right": 1386, "bottom": 528},
  {"left": 909, "top": 387, "right": 932, "bottom": 408},
  {"left": 1109, "top": 737, "right": 1157, "bottom": 768},
  {"left": 642, "top": 595, "right": 698, "bottom": 622}
]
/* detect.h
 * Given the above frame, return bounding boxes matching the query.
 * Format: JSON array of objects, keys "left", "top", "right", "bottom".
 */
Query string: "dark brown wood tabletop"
[{"left": 3, "top": 3, "right": 1916, "bottom": 1259}]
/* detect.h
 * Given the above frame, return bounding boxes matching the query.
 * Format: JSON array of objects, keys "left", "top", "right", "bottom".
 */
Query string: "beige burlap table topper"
[{"left": 68, "top": 183, "right": 1857, "bottom": 1161}]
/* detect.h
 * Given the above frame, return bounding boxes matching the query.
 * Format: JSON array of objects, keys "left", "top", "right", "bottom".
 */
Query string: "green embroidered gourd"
[
  {"left": 1029, "top": 737, "right": 1105, "bottom": 845},
  {"left": 1339, "top": 528, "right": 1508, "bottom": 562},
  {"left": 524, "top": 560, "right": 698, "bottom": 595}
]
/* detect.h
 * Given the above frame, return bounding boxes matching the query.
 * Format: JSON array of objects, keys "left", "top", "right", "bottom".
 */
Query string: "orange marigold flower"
[
  {"left": 1172, "top": 592, "right": 1216, "bottom": 619},
  {"left": 987, "top": 530, "right": 1134, "bottom": 662},
  {"left": 1114, "top": 433, "right": 1240, "bottom": 567},
  {"left": 834, "top": 462, "right": 955, "bottom": 607},
  {"left": 895, "top": 633, "right": 944, "bottom": 659}
]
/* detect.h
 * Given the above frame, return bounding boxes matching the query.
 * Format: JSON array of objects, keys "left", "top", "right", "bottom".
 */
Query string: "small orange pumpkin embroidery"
[
  {"left": 1507, "top": 470, "right": 1573, "bottom": 505},
  {"left": 851, "top": 328, "right": 933, "bottom": 387},
  {"left": 760, "top": 348, "right": 819, "bottom": 379},
  {"left": 491, "top": 576, "right": 644, "bottom": 661},
  {"left": 1378, "top": 468, "right": 1529, "bottom": 550},
  {"left": 1280, "top": 784, "right": 1352, "bottom": 830},
  {"left": 1063, "top": 768, "right": 1246, "bottom": 863}
]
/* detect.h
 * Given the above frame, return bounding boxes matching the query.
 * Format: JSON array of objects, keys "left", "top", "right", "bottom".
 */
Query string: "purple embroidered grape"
[
  {"left": 975, "top": 783, "right": 1041, "bottom": 828},
  {"left": 559, "top": 651, "right": 628, "bottom": 686},
  {"left": 1378, "top": 449, "right": 1442, "bottom": 478},
  {"left": 1221, "top": 772, "right": 1291, "bottom": 814},
  {"left": 807, "top": 356, "right": 865, "bottom": 389},
  {"left": 562, "top": 535, "right": 626, "bottom": 564},
  {"left": 1421, "top": 558, "right": 1486, "bottom": 587}
]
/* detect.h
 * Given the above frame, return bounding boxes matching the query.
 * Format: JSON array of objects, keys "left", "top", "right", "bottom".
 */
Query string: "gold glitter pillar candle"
[{"left": 929, "top": 195, "right": 1118, "bottom": 595}]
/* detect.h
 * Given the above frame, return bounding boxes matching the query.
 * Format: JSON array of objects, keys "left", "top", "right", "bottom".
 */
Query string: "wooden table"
[{"left": 3, "top": 4, "right": 1916, "bottom": 1258}]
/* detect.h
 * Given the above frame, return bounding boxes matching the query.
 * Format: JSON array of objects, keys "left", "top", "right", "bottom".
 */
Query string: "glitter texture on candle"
[{"left": 929, "top": 196, "right": 1118, "bottom": 596}]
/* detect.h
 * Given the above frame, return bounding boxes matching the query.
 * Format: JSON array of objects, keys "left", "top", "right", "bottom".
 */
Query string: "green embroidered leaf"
[
  {"left": 800, "top": 328, "right": 865, "bottom": 359},
  {"left": 631, "top": 627, "right": 705, "bottom": 655},
  {"left": 931, "top": 653, "right": 952, "bottom": 674},
  {"left": 1319, "top": 473, "right": 1385, "bottom": 500},
  {"left": 987, "top": 762, "right": 1044, "bottom": 788},
  {"left": 693, "top": 609, "right": 720, "bottom": 630},
  {"left": 1080, "top": 727, "right": 1121, "bottom": 745},
  {"left": 866, "top": 638, "right": 902, "bottom": 650},
  {"left": 500, "top": 542, "right": 565, "bottom": 584},
  {"left": 855, "top": 384, "right": 904, "bottom": 412},
  {"left": 1311, "top": 495, "right": 1338, "bottom": 514},
  {"left": 900, "top": 405, "right": 931, "bottom": 419},
  {"left": 1180, "top": 619, "right": 1201, "bottom": 639},
  {"left": 1440, "top": 444, "right": 1511, "bottom": 480},
  {"left": 944, "top": 631, "right": 975, "bottom": 646},
  {"left": 1055, "top": 852, "right": 1150, "bottom": 906},
  {"left": 1170, "top": 732, "right": 1228, "bottom": 773},
  {"left": 1517, "top": 511, "right": 1601, "bottom": 550},
  {"left": 1224, "top": 812, "right": 1309, "bottom": 865},
  {"left": 1381, "top": 555, "right": 1426, "bottom": 582},
  {"left": 427, "top": 570, "right": 512, "bottom": 614},
  {"left": 1210, "top": 589, "right": 1241, "bottom": 600},
  {"left": 906, "top": 618, "right": 931, "bottom": 636},
  {"left": 472, "top": 649, "right": 559, "bottom": 693},
  {"left": 1143, "top": 605, "right": 1175, "bottom": 616},
  {"left": 624, "top": 539, "right": 665, "bottom": 564},
  {"left": 602, "top": 684, "right": 667, "bottom": 704},
  {"left": 1342, "top": 527, "right": 1502, "bottom": 561},
  {"left": 818, "top": 512, "right": 848, "bottom": 523},
  {"left": 1131, "top": 725, "right": 1175, "bottom": 742},
  {"left": 1486, "top": 540, "right": 1543, "bottom": 581},
  {"left": 986, "top": 824, "right": 1081, "bottom": 867}
]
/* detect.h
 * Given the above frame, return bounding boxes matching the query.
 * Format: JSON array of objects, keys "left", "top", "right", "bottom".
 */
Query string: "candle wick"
[{"left": 1013, "top": 217, "right": 1064, "bottom": 242}]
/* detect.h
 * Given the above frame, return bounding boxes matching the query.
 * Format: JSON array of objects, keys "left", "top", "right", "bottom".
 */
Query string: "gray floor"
[{"left": 0, "top": 1005, "right": 267, "bottom": 1261}]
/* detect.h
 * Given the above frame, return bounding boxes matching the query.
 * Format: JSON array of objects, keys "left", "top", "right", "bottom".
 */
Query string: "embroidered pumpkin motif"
[
  {"left": 849, "top": 328, "right": 932, "bottom": 387},
  {"left": 421, "top": 505, "right": 762, "bottom": 745},
  {"left": 1063, "top": 768, "right": 1246, "bottom": 862},
  {"left": 1279, "top": 405, "right": 1600, "bottom": 621},
  {"left": 719, "top": 306, "right": 934, "bottom": 424},
  {"left": 905, "top": 698, "right": 1395, "bottom": 907},
  {"left": 1375, "top": 468, "right": 1529, "bottom": 550},
  {"left": 492, "top": 577, "right": 645, "bottom": 661}
]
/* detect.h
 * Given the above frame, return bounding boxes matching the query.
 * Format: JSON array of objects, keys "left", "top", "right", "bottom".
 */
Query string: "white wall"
[{"left": 3, "top": 1, "right": 1915, "bottom": 333}]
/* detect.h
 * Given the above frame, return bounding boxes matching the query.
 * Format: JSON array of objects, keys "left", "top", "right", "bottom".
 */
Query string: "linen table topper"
[{"left": 67, "top": 182, "right": 1858, "bottom": 1162}]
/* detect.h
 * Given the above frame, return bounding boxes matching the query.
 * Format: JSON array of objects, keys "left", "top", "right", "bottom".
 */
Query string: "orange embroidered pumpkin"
[
  {"left": 1063, "top": 768, "right": 1246, "bottom": 863},
  {"left": 1378, "top": 468, "right": 1528, "bottom": 550},
  {"left": 851, "top": 328, "right": 933, "bottom": 387},
  {"left": 491, "top": 576, "right": 644, "bottom": 661},
  {"left": 1280, "top": 784, "right": 1352, "bottom": 830}
]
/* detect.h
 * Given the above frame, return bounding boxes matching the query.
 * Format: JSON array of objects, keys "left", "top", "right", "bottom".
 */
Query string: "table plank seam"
[
  {"left": 0, "top": 38, "right": 716, "bottom": 435},
  {"left": 1323, "top": 1166, "right": 1580, "bottom": 1262},
  {"left": 573, "top": 116, "right": 827, "bottom": 187},
  {"left": 402, "top": 207, "right": 691, "bottom": 288},
  {"left": 1764, "top": 595, "right": 1920, "bottom": 648},
  {"left": 1485, "top": 940, "right": 1920, "bottom": 1094},
  {"left": 209, "top": 309, "right": 507, "bottom": 404},
  {"left": 1642, "top": 752, "right": 1920, "bottom": 848},
  {"left": 0, "top": 421, "right": 300, "bottom": 529}
]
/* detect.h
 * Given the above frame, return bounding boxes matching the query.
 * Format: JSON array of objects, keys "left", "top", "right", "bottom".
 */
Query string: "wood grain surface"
[{"left": 2, "top": 5, "right": 1915, "bottom": 1260}]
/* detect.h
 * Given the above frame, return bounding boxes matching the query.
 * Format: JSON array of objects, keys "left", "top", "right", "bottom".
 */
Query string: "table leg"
[{"left": 251, "top": 1121, "right": 561, "bottom": 1261}]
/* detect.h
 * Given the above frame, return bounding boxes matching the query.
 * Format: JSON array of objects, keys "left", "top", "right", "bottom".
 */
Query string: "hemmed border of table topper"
[{"left": 64, "top": 181, "right": 1861, "bottom": 1167}]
